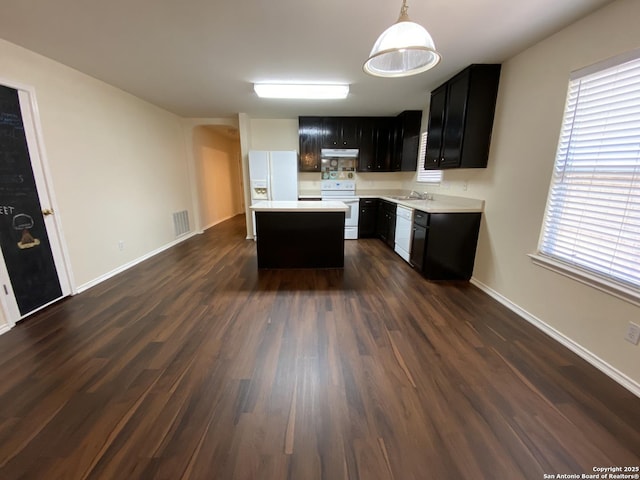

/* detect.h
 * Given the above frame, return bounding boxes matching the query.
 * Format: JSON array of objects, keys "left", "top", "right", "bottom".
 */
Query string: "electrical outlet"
[
  {"left": 118, "top": 240, "right": 125, "bottom": 251},
  {"left": 462, "top": 180, "right": 468, "bottom": 191},
  {"left": 624, "top": 322, "right": 640, "bottom": 345}
]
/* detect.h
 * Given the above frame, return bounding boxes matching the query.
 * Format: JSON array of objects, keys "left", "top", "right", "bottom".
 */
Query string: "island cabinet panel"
[
  {"left": 425, "top": 64, "right": 501, "bottom": 170},
  {"left": 255, "top": 211, "right": 345, "bottom": 268},
  {"left": 298, "top": 117, "right": 323, "bottom": 172}
]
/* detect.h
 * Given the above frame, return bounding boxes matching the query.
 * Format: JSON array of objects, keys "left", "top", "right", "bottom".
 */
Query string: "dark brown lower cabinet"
[
  {"left": 358, "top": 198, "right": 378, "bottom": 238},
  {"left": 409, "top": 211, "right": 428, "bottom": 271},
  {"left": 376, "top": 200, "right": 396, "bottom": 248},
  {"left": 410, "top": 211, "right": 481, "bottom": 281},
  {"left": 255, "top": 211, "right": 345, "bottom": 268}
]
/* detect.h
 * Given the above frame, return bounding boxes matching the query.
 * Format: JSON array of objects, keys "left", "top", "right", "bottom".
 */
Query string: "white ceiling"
[{"left": 0, "top": 0, "right": 614, "bottom": 119}]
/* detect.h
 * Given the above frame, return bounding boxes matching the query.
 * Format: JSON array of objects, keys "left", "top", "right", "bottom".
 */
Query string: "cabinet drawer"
[
  {"left": 413, "top": 210, "right": 429, "bottom": 227},
  {"left": 381, "top": 200, "right": 397, "bottom": 214},
  {"left": 359, "top": 198, "right": 378, "bottom": 207}
]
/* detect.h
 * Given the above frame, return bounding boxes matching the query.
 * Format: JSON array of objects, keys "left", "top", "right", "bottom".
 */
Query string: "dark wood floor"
[{"left": 0, "top": 214, "right": 638, "bottom": 480}]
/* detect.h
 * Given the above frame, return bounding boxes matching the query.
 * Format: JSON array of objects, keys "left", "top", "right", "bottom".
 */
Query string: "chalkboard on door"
[{"left": 0, "top": 85, "right": 62, "bottom": 315}]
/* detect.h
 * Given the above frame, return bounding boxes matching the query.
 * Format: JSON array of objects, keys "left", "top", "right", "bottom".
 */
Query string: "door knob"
[{"left": 42, "top": 208, "right": 54, "bottom": 216}]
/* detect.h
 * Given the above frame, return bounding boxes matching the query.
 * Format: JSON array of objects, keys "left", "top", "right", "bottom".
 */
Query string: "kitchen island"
[{"left": 250, "top": 201, "right": 348, "bottom": 268}]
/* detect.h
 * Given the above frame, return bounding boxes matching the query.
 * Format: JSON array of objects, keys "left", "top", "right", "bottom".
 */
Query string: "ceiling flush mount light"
[
  {"left": 254, "top": 83, "right": 349, "bottom": 99},
  {"left": 364, "top": 0, "right": 441, "bottom": 78}
]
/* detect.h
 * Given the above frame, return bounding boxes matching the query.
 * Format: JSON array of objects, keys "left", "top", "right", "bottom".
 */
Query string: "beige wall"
[
  {"left": 193, "top": 127, "right": 243, "bottom": 229},
  {"left": 242, "top": 118, "right": 300, "bottom": 236},
  {"left": 405, "top": 0, "right": 640, "bottom": 387},
  {"left": 0, "top": 39, "right": 193, "bottom": 296},
  {"left": 248, "top": 118, "right": 299, "bottom": 151}
]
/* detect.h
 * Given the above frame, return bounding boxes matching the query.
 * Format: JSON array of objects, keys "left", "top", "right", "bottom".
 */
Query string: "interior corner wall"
[
  {"left": 248, "top": 118, "right": 299, "bottom": 151},
  {"left": 242, "top": 117, "right": 301, "bottom": 237},
  {"left": 192, "top": 127, "right": 243, "bottom": 230},
  {"left": 408, "top": 0, "right": 640, "bottom": 387},
  {"left": 0, "top": 38, "right": 193, "bottom": 290}
]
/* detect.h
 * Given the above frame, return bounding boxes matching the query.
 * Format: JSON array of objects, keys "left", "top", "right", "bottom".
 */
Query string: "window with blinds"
[
  {"left": 416, "top": 132, "right": 443, "bottom": 183},
  {"left": 533, "top": 49, "right": 640, "bottom": 304}
]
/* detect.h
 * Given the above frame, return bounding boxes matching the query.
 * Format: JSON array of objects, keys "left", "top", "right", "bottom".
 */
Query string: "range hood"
[{"left": 321, "top": 148, "right": 359, "bottom": 158}]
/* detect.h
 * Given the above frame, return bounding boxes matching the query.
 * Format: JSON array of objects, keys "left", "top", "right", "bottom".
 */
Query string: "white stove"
[{"left": 321, "top": 180, "right": 358, "bottom": 239}]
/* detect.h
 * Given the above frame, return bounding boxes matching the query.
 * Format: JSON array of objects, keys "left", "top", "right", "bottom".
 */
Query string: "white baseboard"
[
  {"left": 76, "top": 231, "right": 200, "bottom": 294},
  {"left": 470, "top": 277, "right": 640, "bottom": 398},
  {"left": 0, "top": 323, "right": 13, "bottom": 336}
]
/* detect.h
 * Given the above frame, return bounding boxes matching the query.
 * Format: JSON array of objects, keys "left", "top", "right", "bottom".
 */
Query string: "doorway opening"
[{"left": 192, "top": 125, "right": 244, "bottom": 231}]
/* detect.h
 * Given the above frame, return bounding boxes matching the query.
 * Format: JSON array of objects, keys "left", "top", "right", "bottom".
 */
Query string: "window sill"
[{"left": 528, "top": 253, "right": 640, "bottom": 308}]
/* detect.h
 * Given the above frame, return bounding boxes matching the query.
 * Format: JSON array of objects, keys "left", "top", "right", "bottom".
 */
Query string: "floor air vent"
[{"left": 173, "top": 210, "right": 190, "bottom": 237}]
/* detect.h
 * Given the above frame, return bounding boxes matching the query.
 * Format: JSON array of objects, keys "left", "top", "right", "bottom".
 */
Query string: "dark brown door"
[
  {"left": 440, "top": 70, "right": 470, "bottom": 169},
  {"left": 425, "top": 85, "right": 447, "bottom": 169}
]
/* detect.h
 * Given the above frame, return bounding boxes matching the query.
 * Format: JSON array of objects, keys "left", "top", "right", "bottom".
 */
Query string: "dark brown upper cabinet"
[
  {"left": 374, "top": 117, "right": 394, "bottom": 172},
  {"left": 391, "top": 110, "right": 422, "bottom": 172},
  {"left": 358, "top": 117, "right": 393, "bottom": 172},
  {"left": 358, "top": 117, "right": 376, "bottom": 172},
  {"left": 299, "top": 112, "right": 421, "bottom": 173},
  {"left": 322, "top": 117, "right": 361, "bottom": 148},
  {"left": 425, "top": 64, "right": 501, "bottom": 170},
  {"left": 298, "top": 116, "right": 323, "bottom": 172}
]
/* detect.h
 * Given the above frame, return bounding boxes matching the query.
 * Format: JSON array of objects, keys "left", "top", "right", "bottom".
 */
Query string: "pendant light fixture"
[{"left": 364, "top": 0, "right": 441, "bottom": 78}]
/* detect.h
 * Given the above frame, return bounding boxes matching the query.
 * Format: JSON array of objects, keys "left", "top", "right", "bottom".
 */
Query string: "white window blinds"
[
  {"left": 417, "top": 132, "right": 443, "bottom": 183},
  {"left": 538, "top": 51, "right": 640, "bottom": 292}
]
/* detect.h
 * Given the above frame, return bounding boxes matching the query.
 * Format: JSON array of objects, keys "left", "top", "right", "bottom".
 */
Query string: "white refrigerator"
[{"left": 248, "top": 150, "right": 298, "bottom": 238}]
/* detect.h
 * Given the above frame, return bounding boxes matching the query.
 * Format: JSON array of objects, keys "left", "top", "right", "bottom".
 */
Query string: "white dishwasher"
[{"left": 394, "top": 205, "right": 414, "bottom": 262}]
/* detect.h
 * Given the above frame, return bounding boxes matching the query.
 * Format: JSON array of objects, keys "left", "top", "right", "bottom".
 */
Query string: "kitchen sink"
[
  {"left": 389, "top": 192, "right": 434, "bottom": 201},
  {"left": 389, "top": 195, "right": 417, "bottom": 200},
  {"left": 390, "top": 195, "right": 428, "bottom": 201}
]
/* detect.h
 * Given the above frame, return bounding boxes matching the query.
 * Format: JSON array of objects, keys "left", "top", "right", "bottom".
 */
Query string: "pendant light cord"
[{"left": 398, "top": 0, "right": 410, "bottom": 22}]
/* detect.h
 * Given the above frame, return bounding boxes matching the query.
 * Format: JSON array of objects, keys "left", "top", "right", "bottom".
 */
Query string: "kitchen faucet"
[{"left": 409, "top": 190, "right": 432, "bottom": 200}]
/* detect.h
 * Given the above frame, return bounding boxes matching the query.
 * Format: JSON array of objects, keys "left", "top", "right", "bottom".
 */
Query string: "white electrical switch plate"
[{"left": 624, "top": 322, "right": 640, "bottom": 345}]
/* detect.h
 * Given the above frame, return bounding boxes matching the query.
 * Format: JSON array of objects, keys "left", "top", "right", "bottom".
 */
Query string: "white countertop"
[
  {"left": 378, "top": 194, "right": 484, "bottom": 213},
  {"left": 297, "top": 190, "right": 484, "bottom": 213},
  {"left": 250, "top": 200, "right": 348, "bottom": 212}
]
